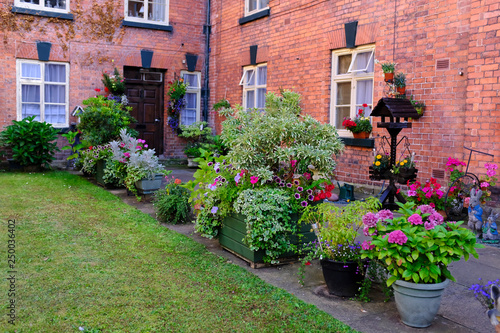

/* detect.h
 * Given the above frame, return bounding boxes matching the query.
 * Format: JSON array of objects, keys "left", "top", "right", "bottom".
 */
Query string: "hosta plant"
[{"left": 361, "top": 202, "right": 483, "bottom": 286}]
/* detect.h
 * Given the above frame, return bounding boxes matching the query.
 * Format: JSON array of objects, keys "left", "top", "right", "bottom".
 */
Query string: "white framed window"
[
  {"left": 16, "top": 59, "right": 69, "bottom": 127},
  {"left": 15, "top": 0, "right": 69, "bottom": 12},
  {"left": 180, "top": 71, "right": 201, "bottom": 126},
  {"left": 125, "top": 0, "right": 169, "bottom": 24},
  {"left": 240, "top": 63, "right": 267, "bottom": 111},
  {"left": 330, "top": 45, "right": 375, "bottom": 136},
  {"left": 245, "top": 0, "right": 269, "bottom": 16}
]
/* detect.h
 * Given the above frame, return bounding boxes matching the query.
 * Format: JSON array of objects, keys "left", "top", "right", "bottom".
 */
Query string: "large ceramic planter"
[
  {"left": 392, "top": 279, "right": 449, "bottom": 328},
  {"left": 320, "top": 259, "right": 368, "bottom": 297},
  {"left": 219, "top": 213, "right": 316, "bottom": 265},
  {"left": 135, "top": 174, "right": 163, "bottom": 195}
]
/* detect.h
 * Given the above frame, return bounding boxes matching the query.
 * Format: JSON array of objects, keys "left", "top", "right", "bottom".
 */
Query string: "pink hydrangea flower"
[
  {"left": 361, "top": 240, "right": 375, "bottom": 250},
  {"left": 424, "top": 221, "right": 436, "bottom": 230},
  {"left": 408, "top": 213, "right": 423, "bottom": 225},
  {"left": 377, "top": 209, "right": 393, "bottom": 221},
  {"left": 418, "top": 205, "right": 435, "bottom": 215},
  {"left": 481, "top": 182, "right": 490, "bottom": 188},
  {"left": 387, "top": 230, "right": 408, "bottom": 245},
  {"left": 362, "top": 212, "right": 378, "bottom": 228},
  {"left": 429, "top": 212, "right": 444, "bottom": 225},
  {"left": 363, "top": 225, "right": 377, "bottom": 237}
]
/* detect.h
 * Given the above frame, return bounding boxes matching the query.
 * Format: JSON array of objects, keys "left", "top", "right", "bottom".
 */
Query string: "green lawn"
[{"left": 0, "top": 171, "right": 357, "bottom": 332}]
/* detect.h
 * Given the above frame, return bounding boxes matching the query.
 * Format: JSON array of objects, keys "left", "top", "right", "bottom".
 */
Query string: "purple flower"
[
  {"left": 424, "top": 221, "right": 436, "bottom": 230},
  {"left": 215, "top": 168, "right": 220, "bottom": 173},
  {"left": 387, "top": 230, "right": 408, "bottom": 245},
  {"left": 308, "top": 195, "right": 314, "bottom": 201},
  {"left": 376, "top": 209, "right": 393, "bottom": 221},
  {"left": 428, "top": 212, "right": 444, "bottom": 225},
  {"left": 234, "top": 174, "right": 241, "bottom": 183},
  {"left": 297, "top": 186, "right": 303, "bottom": 192},
  {"left": 294, "top": 193, "right": 301, "bottom": 199},
  {"left": 293, "top": 180, "right": 300, "bottom": 185},
  {"left": 301, "top": 201, "right": 308, "bottom": 207},
  {"left": 408, "top": 213, "right": 423, "bottom": 225},
  {"left": 363, "top": 225, "right": 377, "bottom": 236},
  {"left": 418, "top": 205, "right": 435, "bottom": 215},
  {"left": 286, "top": 183, "right": 292, "bottom": 188},
  {"left": 207, "top": 162, "right": 213, "bottom": 166},
  {"left": 361, "top": 240, "right": 375, "bottom": 250},
  {"left": 362, "top": 212, "right": 378, "bottom": 228},
  {"left": 307, "top": 189, "right": 313, "bottom": 195},
  {"left": 211, "top": 206, "right": 218, "bottom": 214},
  {"left": 275, "top": 177, "right": 281, "bottom": 183},
  {"left": 407, "top": 190, "right": 417, "bottom": 197}
]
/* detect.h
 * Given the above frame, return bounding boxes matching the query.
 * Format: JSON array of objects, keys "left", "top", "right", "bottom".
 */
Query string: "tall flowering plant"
[
  {"left": 405, "top": 178, "right": 446, "bottom": 211},
  {"left": 478, "top": 162, "right": 498, "bottom": 203},
  {"left": 342, "top": 104, "right": 372, "bottom": 134},
  {"left": 361, "top": 202, "right": 483, "bottom": 286},
  {"left": 166, "top": 78, "right": 188, "bottom": 132}
]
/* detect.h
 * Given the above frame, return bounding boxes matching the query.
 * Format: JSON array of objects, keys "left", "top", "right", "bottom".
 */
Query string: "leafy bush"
[
  {"left": 154, "top": 179, "right": 192, "bottom": 224},
  {"left": 78, "top": 96, "right": 137, "bottom": 145},
  {"left": 0, "top": 116, "right": 59, "bottom": 168}
]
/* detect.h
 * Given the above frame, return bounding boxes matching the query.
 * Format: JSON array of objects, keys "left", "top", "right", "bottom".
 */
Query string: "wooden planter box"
[{"left": 219, "top": 213, "right": 316, "bottom": 267}]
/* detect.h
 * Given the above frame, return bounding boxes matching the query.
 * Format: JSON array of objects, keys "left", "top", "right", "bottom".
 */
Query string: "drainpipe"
[{"left": 202, "top": 0, "right": 211, "bottom": 122}]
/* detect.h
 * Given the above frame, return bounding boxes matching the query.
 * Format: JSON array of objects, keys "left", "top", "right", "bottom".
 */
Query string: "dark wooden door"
[{"left": 124, "top": 68, "right": 164, "bottom": 154}]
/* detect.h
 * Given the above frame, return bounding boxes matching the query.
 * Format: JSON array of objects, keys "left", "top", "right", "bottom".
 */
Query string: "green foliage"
[
  {"left": 154, "top": 179, "right": 192, "bottom": 224},
  {"left": 361, "top": 202, "right": 484, "bottom": 286},
  {"left": 378, "top": 61, "right": 396, "bottom": 73},
  {"left": 178, "top": 121, "right": 212, "bottom": 142},
  {"left": 61, "top": 131, "right": 89, "bottom": 161},
  {"left": 0, "top": 116, "right": 59, "bottom": 168},
  {"left": 212, "top": 98, "right": 230, "bottom": 112},
  {"left": 394, "top": 72, "right": 406, "bottom": 88},
  {"left": 220, "top": 90, "right": 344, "bottom": 181},
  {"left": 234, "top": 188, "right": 297, "bottom": 263},
  {"left": 78, "top": 95, "right": 137, "bottom": 145},
  {"left": 101, "top": 67, "right": 126, "bottom": 95},
  {"left": 372, "top": 153, "right": 390, "bottom": 171}
]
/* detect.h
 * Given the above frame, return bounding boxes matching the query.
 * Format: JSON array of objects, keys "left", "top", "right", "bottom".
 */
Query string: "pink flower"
[
  {"left": 408, "top": 213, "right": 423, "bottom": 225},
  {"left": 120, "top": 142, "right": 125, "bottom": 148},
  {"left": 136, "top": 146, "right": 142, "bottom": 150},
  {"left": 361, "top": 240, "right": 375, "bottom": 250},
  {"left": 425, "top": 191, "right": 433, "bottom": 199},
  {"left": 387, "top": 230, "right": 408, "bottom": 245},
  {"left": 424, "top": 221, "right": 436, "bottom": 230},
  {"left": 436, "top": 189, "right": 444, "bottom": 199},
  {"left": 250, "top": 176, "right": 259, "bottom": 184},
  {"left": 291, "top": 160, "right": 297, "bottom": 168},
  {"left": 144, "top": 144, "right": 148, "bottom": 148},
  {"left": 481, "top": 182, "right": 490, "bottom": 188},
  {"left": 363, "top": 225, "right": 377, "bottom": 236},
  {"left": 303, "top": 172, "right": 311, "bottom": 180},
  {"left": 429, "top": 202, "right": 435, "bottom": 208},
  {"left": 407, "top": 190, "right": 417, "bottom": 197},
  {"left": 362, "top": 212, "right": 378, "bottom": 228},
  {"left": 123, "top": 152, "right": 130, "bottom": 158},
  {"left": 418, "top": 205, "right": 435, "bottom": 215},
  {"left": 429, "top": 212, "right": 444, "bottom": 225},
  {"left": 377, "top": 209, "right": 393, "bottom": 221}
]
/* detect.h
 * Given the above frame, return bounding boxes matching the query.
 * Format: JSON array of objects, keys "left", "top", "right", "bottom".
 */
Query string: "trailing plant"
[
  {"left": 0, "top": 116, "right": 59, "bottom": 169},
  {"left": 101, "top": 67, "right": 126, "bottom": 95},
  {"left": 361, "top": 202, "right": 483, "bottom": 286},
  {"left": 79, "top": 144, "right": 111, "bottom": 176},
  {"left": 61, "top": 130, "right": 88, "bottom": 161},
  {"left": 178, "top": 121, "right": 213, "bottom": 157},
  {"left": 166, "top": 78, "right": 188, "bottom": 132},
  {"left": 212, "top": 98, "right": 230, "bottom": 112},
  {"left": 78, "top": 95, "right": 137, "bottom": 145},
  {"left": 372, "top": 153, "right": 391, "bottom": 172},
  {"left": 154, "top": 177, "right": 192, "bottom": 224}
]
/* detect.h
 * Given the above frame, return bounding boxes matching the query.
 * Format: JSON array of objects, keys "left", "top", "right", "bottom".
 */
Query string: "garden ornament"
[
  {"left": 483, "top": 211, "right": 500, "bottom": 243},
  {"left": 488, "top": 284, "right": 500, "bottom": 332},
  {"left": 468, "top": 188, "right": 483, "bottom": 236}
]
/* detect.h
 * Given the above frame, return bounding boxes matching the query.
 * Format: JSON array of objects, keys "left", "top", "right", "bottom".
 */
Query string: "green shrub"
[
  {"left": 154, "top": 180, "right": 192, "bottom": 224},
  {"left": 0, "top": 116, "right": 59, "bottom": 168},
  {"left": 78, "top": 96, "right": 137, "bottom": 145}
]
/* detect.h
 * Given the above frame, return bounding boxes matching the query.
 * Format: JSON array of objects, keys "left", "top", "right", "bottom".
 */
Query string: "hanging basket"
[
  {"left": 369, "top": 166, "right": 391, "bottom": 180},
  {"left": 396, "top": 167, "right": 418, "bottom": 185}
]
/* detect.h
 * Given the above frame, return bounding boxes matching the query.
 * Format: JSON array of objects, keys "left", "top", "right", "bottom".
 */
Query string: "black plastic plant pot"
[{"left": 320, "top": 259, "right": 368, "bottom": 297}]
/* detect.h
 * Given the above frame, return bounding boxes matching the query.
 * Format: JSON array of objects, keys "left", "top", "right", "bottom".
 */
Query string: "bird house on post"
[{"left": 371, "top": 98, "right": 419, "bottom": 209}]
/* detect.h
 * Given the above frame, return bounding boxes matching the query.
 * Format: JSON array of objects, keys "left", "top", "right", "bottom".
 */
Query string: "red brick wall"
[
  {"left": 0, "top": 0, "right": 207, "bottom": 159},
  {"left": 209, "top": 0, "right": 500, "bottom": 187}
]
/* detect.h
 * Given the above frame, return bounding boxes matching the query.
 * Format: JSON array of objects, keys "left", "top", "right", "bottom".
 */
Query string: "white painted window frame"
[
  {"left": 240, "top": 63, "right": 267, "bottom": 111},
  {"left": 124, "top": 0, "right": 170, "bottom": 25},
  {"left": 14, "top": 0, "right": 70, "bottom": 13},
  {"left": 330, "top": 45, "right": 375, "bottom": 137},
  {"left": 180, "top": 70, "right": 201, "bottom": 124},
  {"left": 245, "top": 0, "right": 269, "bottom": 17},
  {"left": 16, "top": 59, "right": 70, "bottom": 128}
]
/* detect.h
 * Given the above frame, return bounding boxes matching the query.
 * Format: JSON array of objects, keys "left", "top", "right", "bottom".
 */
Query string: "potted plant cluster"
[
  {"left": 299, "top": 197, "right": 381, "bottom": 297},
  {"left": 404, "top": 178, "right": 446, "bottom": 214},
  {"left": 154, "top": 177, "right": 192, "bottom": 224},
  {"left": 184, "top": 90, "right": 344, "bottom": 264},
  {"left": 342, "top": 103, "right": 372, "bottom": 139},
  {"left": 391, "top": 153, "right": 418, "bottom": 184},
  {"left": 0, "top": 116, "right": 59, "bottom": 172},
  {"left": 369, "top": 152, "right": 391, "bottom": 180},
  {"left": 101, "top": 67, "right": 128, "bottom": 104},
  {"left": 178, "top": 121, "right": 213, "bottom": 167},
  {"left": 410, "top": 98, "right": 426, "bottom": 118},
  {"left": 361, "top": 202, "right": 483, "bottom": 328}
]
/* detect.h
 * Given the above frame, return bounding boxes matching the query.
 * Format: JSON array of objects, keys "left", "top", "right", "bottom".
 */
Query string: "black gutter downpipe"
[{"left": 202, "top": 0, "right": 211, "bottom": 122}]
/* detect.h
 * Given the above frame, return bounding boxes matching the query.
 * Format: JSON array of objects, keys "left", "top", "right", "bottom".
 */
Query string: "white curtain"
[
  {"left": 184, "top": 74, "right": 198, "bottom": 88},
  {"left": 21, "top": 63, "right": 41, "bottom": 79},
  {"left": 356, "top": 80, "right": 373, "bottom": 116},
  {"left": 256, "top": 88, "right": 266, "bottom": 109},
  {"left": 21, "top": 85, "right": 41, "bottom": 120},
  {"left": 257, "top": 66, "right": 267, "bottom": 86},
  {"left": 149, "top": 0, "right": 166, "bottom": 22},
  {"left": 355, "top": 52, "right": 374, "bottom": 72},
  {"left": 181, "top": 93, "right": 197, "bottom": 125},
  {"left": 259, "top": 0, "right": 269, "bottom": 9},
  {"left": 246, "top": 90, "right": 255, "bottom": 109}
]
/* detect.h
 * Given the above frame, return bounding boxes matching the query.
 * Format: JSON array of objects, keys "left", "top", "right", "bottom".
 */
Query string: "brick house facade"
[
  {"left": 208, "top": 0, "right": 500, "bottom": 190},
  {"left": 0, "top": 0, "right": 208, "bottom": 159}
]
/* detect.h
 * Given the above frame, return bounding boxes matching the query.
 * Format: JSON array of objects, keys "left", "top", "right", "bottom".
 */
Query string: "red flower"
[
  {"left": 326, "top": 192, "right": 332, "bottom": 198},
  {"left": 396, "top": 189, "right": 400, "bottom": 194},
  {"left": 94, "top": 88, "right": 101, "bottom": 92},
  {"left": 89, "top": 146, "right": 93, "bottom": 150},
  {"left": 362, "top": 103, "right": 368, "bottom": 107},
  {"left": 104, "top": 87, "right": 109, "bottom": 93},
  {"left": 305, "top": 261, "right": 312, "bottom": 266}
]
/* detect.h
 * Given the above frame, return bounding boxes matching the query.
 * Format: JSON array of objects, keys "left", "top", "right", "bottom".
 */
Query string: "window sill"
[
  {"left": 122, "top": 20, "right": 173, "bottom": 32},
  {"left": 239, "top": 9, "right": 270, "bottom": 25},
  {"left": 340, "top": 137, "right": 375, "bottom": 148},
  {"left": 11, "top": 6, "right": 73, "bottom": 20}
]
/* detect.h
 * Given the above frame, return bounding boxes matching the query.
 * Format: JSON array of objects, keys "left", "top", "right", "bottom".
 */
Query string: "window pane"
[
  {"left": 355, "top": 51, "right": 374, "bottom": 73},
  {"left": 249, "top": 0, "right": 257, "bottom": 11},
  {"left": 22, "top": 85, "right": 40, "bottom": 103},
  {"left": 148, "top": 0, "right": 166, "bottom": 21},
  {"left": 129, "top": 0, "right": 144, "bottom": 18},
  {"left": 337, "top": 55, "right": 351, "bottom": 75},
  {"left": 46, "top": 0, "right": 66, "bottom": 9},
  {"left": 256, "top": 88, "right": 266, "bottom": 109},
  {"left": 21, "top": 0, "right": 40, "bottom": 4},
  {"left": 259, "top": 0, "right": 269, "bottom": 9},
  {"left": 246, "top": 70, "right": 255, "bottom": 86},
  {"left": 335, "top": 107, "right": 350, "bottom": 129},
  {"left": 45, "top": 85, "right": 66, "bottom": 103},
  {"left": 257, "top": 66, "right": 267, "bottom": 85},
  {"left": 181, "top": 109, "right": 196, "bottom": 126},
  {"left": 185, "top": 93, "right": 197, "bottom": 109},
  {"left": 336, "top": 82, "right": 351, "bottom": 105},
  {"left": 183, "top": 74, "right": 198, "bottom": 88},
  {"left": 22, "top": 104, "right": 40, "bottom": 120},
  {"left": 246, "top": 90, "right": 255, "bottom": 109},
  {"left": 22, "top": 63, "right": 41, "bottom": 79},
  {"left": 45, "top": 64, "right": 66, "bottom": 83},
  {"left": 356, "top": 80, "right": 373, "bottom": 115},
  {"left": 45, "top": 105, "right": 65, "bottom": 124}
]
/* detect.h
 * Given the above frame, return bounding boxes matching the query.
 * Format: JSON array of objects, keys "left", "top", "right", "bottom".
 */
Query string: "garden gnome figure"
[
  {"left": 483, "top": 211, "right": 500, "bottom": 243},
  {"left": 467, "top": 188, "right": 483, "bottom": 237}
]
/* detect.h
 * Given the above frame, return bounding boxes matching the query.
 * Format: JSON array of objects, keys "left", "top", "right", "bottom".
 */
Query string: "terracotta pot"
[
  {"left": 384, "top": 72, "right": 394, "bottom": 82},
  {"left": 397, "top": 86, "right": 406, "bottom": 95},
  {"left": 352, "top": 131, "right": 370, "bottom": 139}
]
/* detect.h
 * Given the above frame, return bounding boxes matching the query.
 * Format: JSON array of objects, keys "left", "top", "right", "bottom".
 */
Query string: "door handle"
[{"left": 155, "top": 118, "right": 160, "bottom": 123}]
